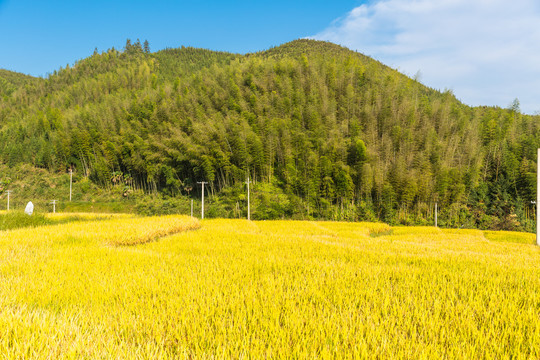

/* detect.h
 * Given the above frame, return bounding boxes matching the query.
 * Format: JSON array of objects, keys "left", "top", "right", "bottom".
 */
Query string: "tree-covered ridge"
[
  {"left": 154, "top": 46, "right": 238, "bottom": 80},
  {"left": 0, "top": 39, "right": 538, "bottom": 229},
  {"left": 0, "top": 69, "right": 38, "bottom": 86},
  {"left": 0, "top": 69, "right": 42, "bottom": 97},
  {"left": 258, "top": 39, "right": 366, "bottom": 60}
]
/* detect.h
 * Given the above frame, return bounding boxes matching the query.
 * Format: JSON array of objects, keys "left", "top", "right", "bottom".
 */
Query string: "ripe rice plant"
[
  {"left": 0, "top": 211, "right": 52, "bottom": 230},
  {"left": 0, "top": 211, "right": 131, "bottom": 231},
  {"left": 0, "top": 217, "right": 538, "bottom": 358}
]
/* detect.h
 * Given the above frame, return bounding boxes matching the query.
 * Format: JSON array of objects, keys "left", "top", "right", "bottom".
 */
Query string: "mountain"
[{"left": 0, "top": 39, "right": 538, "bottom": 229}]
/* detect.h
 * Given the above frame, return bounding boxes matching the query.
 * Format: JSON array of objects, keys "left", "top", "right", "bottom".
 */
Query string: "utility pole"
[
  {"left": 246, "top": 176, "right": 251, "bottom": 220},
  {"left": 69, "top": 168, "right": 73, "bottom": 202},
  {"left": 191, "top": 199, "right": 193, "bottom": 217},
  {"left": 6, "top": 190, "right": 11, "bottom": 211},
  {"left": 537, "top": 149, "right": 539, "bottom": 245},
  {"left": 435, "top": 202, "right": 438, "bottom": 227},
  {"left": 50, "top": 200, "right": 58, "bottom": 214},
  {"left": 197, "top": 182, "right": 207, "bottom": 219}
]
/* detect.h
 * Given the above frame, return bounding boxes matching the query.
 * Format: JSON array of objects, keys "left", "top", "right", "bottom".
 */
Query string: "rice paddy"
[{"left": 0, "top": 214, "right": 538, "bottom": 358}]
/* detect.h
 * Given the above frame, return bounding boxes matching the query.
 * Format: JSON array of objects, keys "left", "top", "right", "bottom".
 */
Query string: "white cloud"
[{"left": 312, "top": 0, "right": 540, "bottom": 114}]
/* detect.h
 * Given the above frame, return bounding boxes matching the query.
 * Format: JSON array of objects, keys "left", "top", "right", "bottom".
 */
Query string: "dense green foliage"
[
  {"left": 0, "top": 39, "right": 538, "bottom": 229},
  {"left": 0, "top": 69, "right": 42, "bottom": 97}
]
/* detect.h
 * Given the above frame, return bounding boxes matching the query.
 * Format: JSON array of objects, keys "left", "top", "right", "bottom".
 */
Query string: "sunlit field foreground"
[{"left": 0, "top": 216, "right": 539, "bottom": 358}]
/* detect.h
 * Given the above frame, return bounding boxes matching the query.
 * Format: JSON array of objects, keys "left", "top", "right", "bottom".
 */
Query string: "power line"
[
  {"left": 197, "top": 182, "right": 208, "bottom": 219},
  {"left": 246, "top": 176, "right": 251, "bottom": 221},
  {"left": 50, "top": 200, "right": 58, "bottom": 214},
  {"left": 435, "top": 202, "right": 438, "bottom": 227},
  {"left": 69, "top": 168, "right": 73, "bottom": 202},
  {"left": 6, "top": 190, "right": 11, "bottom": 211},
  {"left": 529, "top": 149, "right": 539, "bottom": 244}
]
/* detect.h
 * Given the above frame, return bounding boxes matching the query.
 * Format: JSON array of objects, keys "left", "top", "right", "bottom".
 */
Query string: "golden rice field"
[{"left": 0, "top": 214, "right": 539, "bottom": 358}]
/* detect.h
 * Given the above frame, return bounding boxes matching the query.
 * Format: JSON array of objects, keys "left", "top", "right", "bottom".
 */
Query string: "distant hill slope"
[
  {"left": 154, "top": 46, "right": 238, "bottom": 80},
  {"left": 0, "top": 69, "right": 37, "bottom": 84},
  {"left": 0, "top": 39, "right": 538, "bottom": 229},
  {"left": 0, "top": 69, "right": 42, "bottom": 97}
]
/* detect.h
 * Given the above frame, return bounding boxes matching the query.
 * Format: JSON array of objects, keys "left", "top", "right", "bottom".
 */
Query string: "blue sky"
[
  {"left": 0, "top": 0, "right": 362, "bottom": 76},
  {"left": 1, "top": 0, "right": 539, "bottom": 113}
]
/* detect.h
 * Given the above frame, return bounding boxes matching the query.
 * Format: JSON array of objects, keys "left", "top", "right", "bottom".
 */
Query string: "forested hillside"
[{"left": 0, "top": 39, "right": 538, "bottom": 229}]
